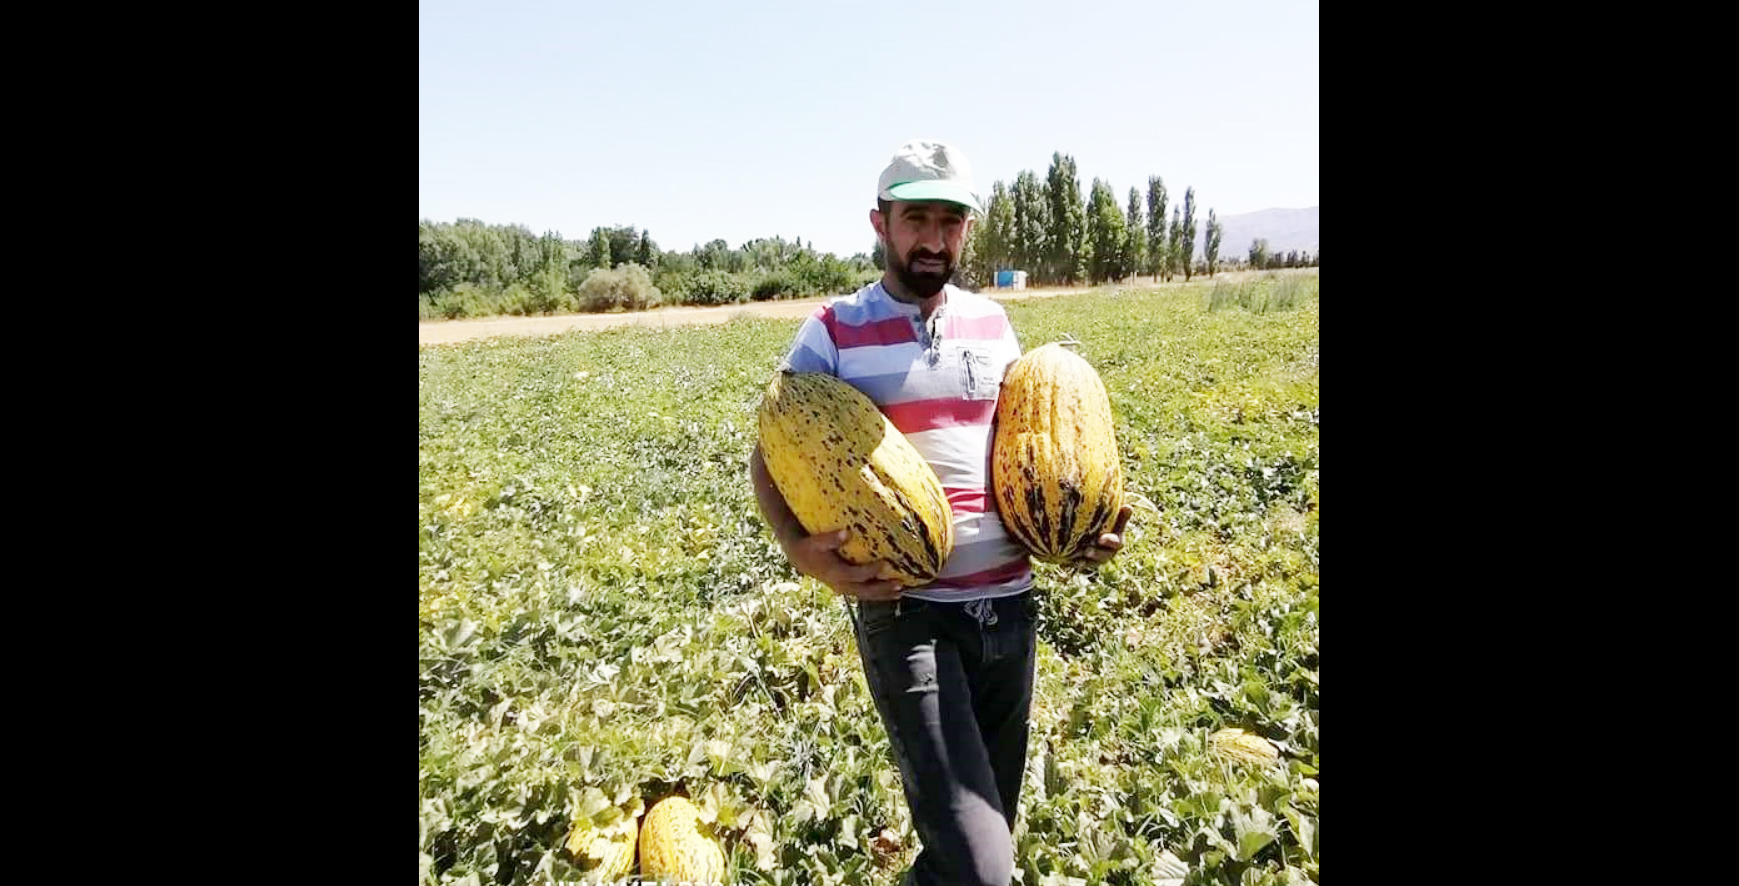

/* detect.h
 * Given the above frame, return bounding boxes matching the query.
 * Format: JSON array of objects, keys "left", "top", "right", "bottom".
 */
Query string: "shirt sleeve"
[{"left": 780, "top": 309, "right": 839, "bottom": 375}]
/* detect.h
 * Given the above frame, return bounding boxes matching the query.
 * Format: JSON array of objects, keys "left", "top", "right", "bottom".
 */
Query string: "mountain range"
[{"left": 1201, "top": 207, "right": 1317, "bottom": 260}]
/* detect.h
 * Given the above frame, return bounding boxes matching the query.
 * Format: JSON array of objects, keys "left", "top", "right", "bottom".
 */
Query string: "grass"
[
  {"left": 419, "top": 272, "right": 1319, "bottom": 885},
  {"left": 1206, "top": 272, "right": 1317, "bottom": 314}
]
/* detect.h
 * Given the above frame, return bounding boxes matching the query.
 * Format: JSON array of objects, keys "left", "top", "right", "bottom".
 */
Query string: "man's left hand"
[{"left": 1074, "top": 505, "right": 1133, "bottom": 568}]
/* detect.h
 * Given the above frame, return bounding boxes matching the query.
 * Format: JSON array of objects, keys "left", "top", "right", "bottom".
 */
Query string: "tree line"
[
  {"left": 420, "top": 151, "right": 1314, "bottom": 319},
  {"left": 956, "top": 152, "right": 1229, "bottom": 288},
  {"left": 418, "top": 220, "right": 882, "bottom": 319}
]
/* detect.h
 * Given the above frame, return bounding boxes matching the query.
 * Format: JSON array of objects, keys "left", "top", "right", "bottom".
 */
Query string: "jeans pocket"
[{"left": 858, "top": 597, "right": 927, "bottom": 638}]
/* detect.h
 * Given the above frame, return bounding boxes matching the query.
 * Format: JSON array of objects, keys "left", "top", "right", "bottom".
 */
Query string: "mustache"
[{"left": 908, "top": 249, "right": 952, "bottom": 266}]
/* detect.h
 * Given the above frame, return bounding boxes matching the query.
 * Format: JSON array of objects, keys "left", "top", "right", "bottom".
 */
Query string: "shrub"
[
  {"left": 797, "top": 258, "right": 863, "bottom": 298},
  {"left": 497, "top": 283, "right": 536, "bottom": 316},
  {"left": 521, "top": 267, "right": 574, "bottom": 315},
  {"left": 684, "top": 270, "right": 750, "bottom": 306},
  {"left": 751, "top": 269, "right": 801, "bottom": 302},
  {"left": 654, "top": 268, "right": 697, "bottom": 304},
  {"left": 434, "top": 282, "right": 494, "bottom": 319},
  {"left": 580, "top": 263, "right": 663, "bottom": 312}
]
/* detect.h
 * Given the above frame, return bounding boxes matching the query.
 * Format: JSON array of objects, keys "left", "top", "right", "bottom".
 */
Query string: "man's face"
[{"left": 872, "top": 200, "right": 972, "bottom": 299}]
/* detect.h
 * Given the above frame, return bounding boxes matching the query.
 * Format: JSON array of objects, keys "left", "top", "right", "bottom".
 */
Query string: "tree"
[
  {"left": 1011, "top": 170, "right": 1048, "bottom": 277},
  {"left": 1249, "top": 238, "right": 1270, "bottom": 270},
  {"left": 1204, "top": 209, "right": 1223, "bottom": 277},
  {"left": 589, "top": 228, "right": 612, "bottom": 269},
  {"left": 1084, "top": 178, "right": 1128, "bottom": 284},
  {"left": 1180, "top": 188, "right": 1197, "bottom": 282},
  {"left": 604, "top": 226, "right": 641, "bottom": 269},
  {"left": 1166, "top": 207, "right": 1182, "bottom": 282},
  {"left": 984, "top": 181, "right": 1014, "bottom": 272},
  {"left": 504, "top": 224, "right": 539, "bottom": 282},
  {"left": 420, "top": 221, "right": 464, "bottom": 296},
  {"left": 636, "top": 229, "right": 655, "bottom": 268},
  {"left": 973, "top": 181, "right": 1015, "bottom": 285},
  {"left": 1045, "top": 152, "right": 1086, "bottom": 285},
  {"left": 1146, "top": 176, "right": 1168, "bottom": 279},
  {"left": 696, "top": 239, "right": 731, "bottom": 271},
  {"left": 952, "top": 224, "right": 983, "bottom": 290},
  {"left": 1125, "top": 187, "right": 1147, "bottom": 282}
]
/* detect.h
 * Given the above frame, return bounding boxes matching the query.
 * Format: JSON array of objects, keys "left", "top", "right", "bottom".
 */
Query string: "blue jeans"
[{"left": 850, "top": 592, "right": 1038, "bottom": 886}]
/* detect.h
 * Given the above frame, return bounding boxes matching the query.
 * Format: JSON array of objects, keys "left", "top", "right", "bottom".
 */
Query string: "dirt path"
[{"left": 416, "top": 273, "right": 1282, "bottom": 346}]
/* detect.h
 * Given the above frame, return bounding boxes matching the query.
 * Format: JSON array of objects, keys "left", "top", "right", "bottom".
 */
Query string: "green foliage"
[
  {"left": 969, "top": 181, "right": 1015, "bottom": 286},
  {"left": 1167, "top": 206, "right": 1184, "bottom": 282},
  {"left": 1046, "top": 153, "right": 1086, "bottom": 285},
  {"left": 589, "top": 228, "right": 613, "bottom": 270},
  {"left": 425, "top": 282, "right": 493, "bottom": 320},
  {"left": 1012, "top": 170, "right": 1048, "bottom": 279},
  {"left": 1206, "top": 210, "right": 1223, "bottom": 277},
  {"left": 1248, "top": 239, "right": 1271, "bottom": 271},
  {"left": 685, "top": 269, "right": 752, "bottom": 306},
  {"left": 579, "top": 263, "right": 662, "bottom": 312},
  {"left": 985, "top": 182, "right": 1014, "bottom": 270},
  {"left": 1146, "top": 176, "right": 1169, "bottom": 278},
  {"left": 751, "top": 268, "right": 802, "bottom": 302},
  {"left": 664, "top": 250, "right": 867, "bottom": 305},
  {"left": 1181, "top": 188, "right": 1198, "bottom": 283},
  {"left": 1087, "top": 178, "right": 1134, "bottom": 284},
  {"left": 420, "top": 274, "right": 1320, "bottom": 885},
  {"left": 1126, "top": 187, "right": 1148, "bottom": 280},
  {"left": 424, "top": 157, "right": 1223, "bottom": 320},
  {"left": 425, "top": 218, "right": 885, "bottom": 319},
  {"left": 652, "top": 267, "right": 696, "bottom": 305},
  {"left": 1207, "top": 273, "right": 1314, "bottom": 314},
  {"left": 952, "top": 229, "right": 987, "bottom": 291},
  {"left": 421, "top": 219, "right": 569, "bottom": 299}
]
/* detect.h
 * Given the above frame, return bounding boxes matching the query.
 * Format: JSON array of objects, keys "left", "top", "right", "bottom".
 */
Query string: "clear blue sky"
[{"left": 420, "top": 0, "right": 1318, "bottom": 259}]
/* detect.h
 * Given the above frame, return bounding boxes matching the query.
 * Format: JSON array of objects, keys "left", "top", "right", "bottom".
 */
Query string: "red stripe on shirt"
[
  {"left": 944, "top": 487, "right": 987, "bottom": 514},
  {"left": 947, "top": 313, "right": 1008, "bottom": 341},
  {"left": 928, "top": 557, "right": 1031, "bottom": 590},
  {"left": 881, "top": 397, "right": 998, "bottom": 434},
  {"left": 832, "top": 315, "right": 918, "bottom": 349}
]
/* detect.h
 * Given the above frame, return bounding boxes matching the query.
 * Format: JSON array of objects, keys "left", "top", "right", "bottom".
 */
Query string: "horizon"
[{"left": 420, "top": 0, "right": 1319, "bottom": 258}]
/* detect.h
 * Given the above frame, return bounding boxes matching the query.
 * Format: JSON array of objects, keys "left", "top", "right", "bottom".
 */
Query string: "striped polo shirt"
[{"left": 780, "top": 281, "right": 1033, "bottom": 602}]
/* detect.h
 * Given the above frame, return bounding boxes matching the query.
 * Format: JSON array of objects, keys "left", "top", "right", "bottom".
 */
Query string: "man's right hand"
[{"left": 786, "top": 529, "right": 903, "bottom": 602}]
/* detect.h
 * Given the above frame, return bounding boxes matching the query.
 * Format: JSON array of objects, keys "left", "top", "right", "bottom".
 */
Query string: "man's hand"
[
  {"left": 1073, "top": 505, "right": 1134, "bottom": 568},
  {"left": 787, "top": 529, "right": 904, "bottom": 602}
]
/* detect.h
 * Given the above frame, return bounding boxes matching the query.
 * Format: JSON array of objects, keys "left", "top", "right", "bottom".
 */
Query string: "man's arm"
[{"left": 750, "top": 444, "right": 902, "bottom": 601}]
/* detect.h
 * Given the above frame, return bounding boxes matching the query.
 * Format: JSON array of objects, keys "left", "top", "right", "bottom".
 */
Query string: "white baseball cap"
[{"left": 876, "top": 140, "right": 981, "bottom": 214}]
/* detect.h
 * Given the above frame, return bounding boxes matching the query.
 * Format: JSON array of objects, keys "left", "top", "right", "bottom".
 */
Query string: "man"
[{"left": 748, "top": 139, "right": 1132, "bottom": 886}]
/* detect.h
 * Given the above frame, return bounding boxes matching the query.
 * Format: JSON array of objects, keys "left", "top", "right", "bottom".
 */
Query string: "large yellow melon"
[
  {"left": 562, "top": 799, "right": 641, "bottom": 883},
  {"left": 991, "top": 343, "right": 1126, "bottom": 564},
  {"left": 638, "top": 796, "right": 726, "bottom": 883},
  {"left": 757, "top": 370, "right": 953, "bottom": 586}
]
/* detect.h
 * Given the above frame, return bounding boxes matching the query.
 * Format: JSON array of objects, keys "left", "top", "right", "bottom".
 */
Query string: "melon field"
[{"left": 419, "top": 272, "right": 1320, "bottom": 886}]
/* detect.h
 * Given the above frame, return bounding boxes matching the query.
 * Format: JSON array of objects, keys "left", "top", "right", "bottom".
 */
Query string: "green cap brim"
[{"left": 883, "top": 180, "right": 980, "bottom": 213}]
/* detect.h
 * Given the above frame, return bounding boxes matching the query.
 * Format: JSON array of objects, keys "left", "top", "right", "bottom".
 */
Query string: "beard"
[{"left": 887, "top": 243, "right": 953, "bottom": 300}]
